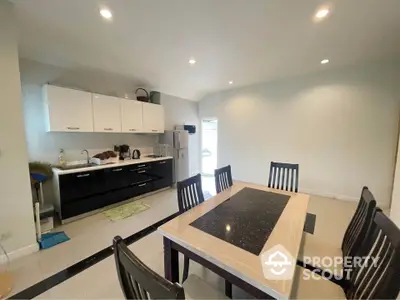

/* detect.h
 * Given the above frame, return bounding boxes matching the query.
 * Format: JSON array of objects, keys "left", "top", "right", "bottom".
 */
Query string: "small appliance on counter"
[
  {"left": 114, "top": 144, "right": 131, "bottom": 160},
  {"left": 132, "top": 149, "right": 141, "bottom": 159}
]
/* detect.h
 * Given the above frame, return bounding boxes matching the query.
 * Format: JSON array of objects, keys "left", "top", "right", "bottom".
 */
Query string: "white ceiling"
[{"left": 12, "top": 0, "right": 400, "bottom": 100}]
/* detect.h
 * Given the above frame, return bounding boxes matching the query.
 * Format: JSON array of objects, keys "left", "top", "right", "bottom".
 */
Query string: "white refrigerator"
[{"left": 160, "top": 130, "right": 190, "bottom": 183}]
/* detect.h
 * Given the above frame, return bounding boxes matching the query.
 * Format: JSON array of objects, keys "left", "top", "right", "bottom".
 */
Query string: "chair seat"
[
  {"left": 298, "top": 233, "right": 343, "bottom": 275},
  {"left": 182, "top": 274, "right": 228, "bottom": 300},
  {"left": 291, "top": 266, "right": 346, "bottom": 299}
]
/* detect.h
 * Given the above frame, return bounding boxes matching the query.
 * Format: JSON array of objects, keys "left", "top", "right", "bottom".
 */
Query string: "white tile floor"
[{"left": 7, "top": 183, "right": 371, "bottom": 299}]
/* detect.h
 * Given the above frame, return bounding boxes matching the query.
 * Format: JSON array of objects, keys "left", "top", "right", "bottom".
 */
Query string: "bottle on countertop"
[{"left": 58, "top": 149, "right": 66, "bottom": 166}]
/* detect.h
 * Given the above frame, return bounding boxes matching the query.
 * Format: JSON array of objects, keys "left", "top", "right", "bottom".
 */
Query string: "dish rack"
[
  {"left": 90, "top": 157, "right": 119, "bottom": 165},
  {"left": 153, "top": 144, "right": 173, "bottom": 157}
]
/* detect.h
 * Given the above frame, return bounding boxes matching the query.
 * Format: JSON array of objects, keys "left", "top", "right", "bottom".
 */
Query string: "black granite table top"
[{"left": 190, "top": 187, "right": 290, "bottom": 255}]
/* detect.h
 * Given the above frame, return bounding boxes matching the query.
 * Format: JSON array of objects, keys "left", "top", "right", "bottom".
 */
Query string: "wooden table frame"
[{"left": 159, "top": 182, "right": 309, "bottom": 299}]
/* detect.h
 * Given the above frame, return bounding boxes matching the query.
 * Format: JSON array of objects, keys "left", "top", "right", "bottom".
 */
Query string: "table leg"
[
  {"left": 225, "top": 280, "right": 232, "bottom": 298},
  {"left": 163, "top": 237, "right": 179, "bottom": 283}
]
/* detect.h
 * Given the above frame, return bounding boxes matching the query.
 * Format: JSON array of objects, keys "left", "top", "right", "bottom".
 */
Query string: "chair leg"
[
  {"left": 225, "top": 280, "right": 232, "bottom": 298},
  {"left": 182, "top": 255, "right": 190, "bottom": 283}
]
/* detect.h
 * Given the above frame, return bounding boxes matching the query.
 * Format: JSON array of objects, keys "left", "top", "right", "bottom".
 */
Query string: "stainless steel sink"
[{"left": 56, "top": 163, "right": 98, "bottom": 170}]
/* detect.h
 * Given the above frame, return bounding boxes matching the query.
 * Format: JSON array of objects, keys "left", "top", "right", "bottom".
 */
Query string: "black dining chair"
[
  {"left": 268, "top": 161, "right": 299, "bottom": 192},
  {"left": 292, "top": 211, "right": 400, "bottom": 299},
  {"left": 177, "top": 173, "right": 205, "bottom": 214},
  {"left": 298, "top": 186, "right": 377, "bottom": 281},
  {"left": 113, "top": 236, "right": 227, "bottom": 299},
  {"left": 341, "top": 186, "right": 377, "bottom": 258},
  {"left": 113, "top": 236, "right": 184, "bottom": 299},
  {"left": 214, "top": 165, "right": 233, "bottom": 194},
  {"left": 345, "top": 211, "right": 400, "bottom": 299},
  {"left": 177, "top": 174, "right": 204, "bottom": 283},
  {"left": 267, "top": 161, "right": 315, "bottom": 235}
]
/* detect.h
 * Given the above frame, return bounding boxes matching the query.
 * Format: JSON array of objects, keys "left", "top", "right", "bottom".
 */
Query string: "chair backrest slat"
[
  {"left": 177, "top": 173, "right": 205, "bottom": 213},
  {"left": 214, "top": 165, "right": 233, "bottom": 194},
  {"left": 113, "top": 236, "right": 185, "bottom": 299},
  {"left": 345, "top": 212, "right": 400, "bottom": 299},
  {"left": 268, "top": 161, "right": 299, "bottom": 192}
]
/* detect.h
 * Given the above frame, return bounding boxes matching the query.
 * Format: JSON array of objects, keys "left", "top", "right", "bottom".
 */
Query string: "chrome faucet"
[{"left": 81, "top": 149, "right": 90, "bottom": 164}]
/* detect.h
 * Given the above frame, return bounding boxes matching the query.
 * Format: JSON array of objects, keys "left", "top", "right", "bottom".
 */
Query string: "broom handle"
[
  {"left": 39, "top": 182, "right": 45, "bottom": 206},
  {"left": 35, "top": 202, "right": 41, "bottom": 241}
]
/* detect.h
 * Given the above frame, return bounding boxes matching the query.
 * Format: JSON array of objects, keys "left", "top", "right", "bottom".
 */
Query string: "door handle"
[
  {"left": 159, "top": 161, "right": 166, "bottom": 164},
  {"left": 104, "top": 128, "right": 113, "bottom": 131},
  {"left": 152, "top": 130, "right": 158, "bottom": 132},
  {"left": 129, "top": 129, "right": 137, "bottom": 132},
  {"left": 112, "top": 168, "right": 123, "bottom": 172},
  {"left": 138, "top": 183, "right": 147, "bottom": 187},
  {"left": 77, "top": 174, "right": 90, "bottom": 178},
  {"left": 67, "top": 127, "right": 80, "bottom": 130},
  {"left": 138, "top": 164, "right": 146, "bottom": 168},
  {"left": 138, "top": 170, "right": 146, "bottom": 173}
]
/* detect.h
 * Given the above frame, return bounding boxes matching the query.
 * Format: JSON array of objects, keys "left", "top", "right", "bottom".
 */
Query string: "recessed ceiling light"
[
  {"left": 100, "top": 8, "right": 112, "bottom": 19},
  {"left": 229, "top": 81, "right": 233, "bottom": 85},
  {"left": 315, "top": 8, "right": 329, "bottom": 19},
  {"left": 321, "top": 59, "right": 330, "bottom": 64},
  {"left": 188, "top": 59, "right": 196, "bottom": 65}
]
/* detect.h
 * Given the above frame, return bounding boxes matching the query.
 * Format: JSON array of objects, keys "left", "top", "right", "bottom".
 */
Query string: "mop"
[{"left": 34, "top": 198, "right": 70, "bottom": 249}]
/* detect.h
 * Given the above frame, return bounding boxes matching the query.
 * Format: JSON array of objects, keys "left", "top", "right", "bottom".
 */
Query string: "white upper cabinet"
[
  {"left": 43, "top": 85, "right": 165, "bottom": 134},
  {"left": 142, "top": 102, "right": 165, "bottom": 133},
  {"left": 44, "top": 85, "right": 94, "bottom": 132},
  {"left": 92, "top": 94, "right": 121, "bottom": 132},
  {"left": 120, "top": 100, "right": 143, "bottom": 133}
]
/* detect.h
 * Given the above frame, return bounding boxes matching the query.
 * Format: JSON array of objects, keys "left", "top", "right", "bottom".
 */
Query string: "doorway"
[{"left": 201, "top": 119, "right": 218, "bottom": 181}]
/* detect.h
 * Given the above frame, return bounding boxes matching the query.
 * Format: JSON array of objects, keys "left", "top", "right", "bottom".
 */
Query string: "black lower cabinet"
[
  {"left": 58, "top": 159, "right": 173, "bottom": 221},
  {"left": 150, "top": 159, "right": 174, "bottom": 190},
  {"left": 61, "top": 194, "right": 107, "bottom": 220}
]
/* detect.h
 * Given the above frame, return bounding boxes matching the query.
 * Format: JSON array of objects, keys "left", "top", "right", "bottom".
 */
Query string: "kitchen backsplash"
[{"left": 58, "top": 146, "right": 155, "bottom": 164}]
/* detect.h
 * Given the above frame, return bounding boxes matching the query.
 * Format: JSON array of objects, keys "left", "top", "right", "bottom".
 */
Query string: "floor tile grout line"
[{"left": 8, "top": 212, "right": 179, "bottom": 300}]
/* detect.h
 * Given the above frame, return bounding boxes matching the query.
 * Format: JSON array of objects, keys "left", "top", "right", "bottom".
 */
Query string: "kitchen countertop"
[{"left": 52, "top": 156, "right": 173, "bottom": 175}]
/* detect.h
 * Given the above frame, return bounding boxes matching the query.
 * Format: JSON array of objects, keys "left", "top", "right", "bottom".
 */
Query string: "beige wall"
[
  {"left": 390, "top": 134, "right": 400, "bottom": 227},
  {"left": 0, "top": 2, "right": 37, "bottom": 257},
  {"left": 199, "top": 62, "right": 400, "bottom": 207}
]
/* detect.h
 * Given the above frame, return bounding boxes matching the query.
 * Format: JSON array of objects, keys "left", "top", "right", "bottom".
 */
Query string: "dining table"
[{"left": 158, "top": 181, "right": 310, "bottom": 299}]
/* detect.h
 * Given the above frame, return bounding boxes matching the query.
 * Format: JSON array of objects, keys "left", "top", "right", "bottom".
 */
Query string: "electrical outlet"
[{"left": 0, "top": 232, "right": 11, "bottom": 242}]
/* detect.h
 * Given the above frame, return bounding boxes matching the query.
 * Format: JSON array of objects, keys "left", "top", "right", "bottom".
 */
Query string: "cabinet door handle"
[
  {"left": 77, "top": 174, "right": 90, "bottom": 178},
  {"left": 104, "top": 128, "right": 113, "bottom": 131},
  {"left": 138, "top": 183, "right": 147, "bottom": 187},
  {"left": 138, "top": 164, "right": 146, "bottom": 167},
  {"left": 152, "top": 130, "right": 158, "bottom": 132},
  {"left": 129, "top": 129, "right": 137, "bottom": 132},
  {"left": 138, "top": 170, "right": 146, "bottom": 173},
  {"left": 159, "top": 161, "right": 166, "bottom": 164},
  {"left": 112, "top": 168, "right": 123, "bottom": 172},
  {"left": 67, "top": 127, "right": 80, "bottom": 130}
]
